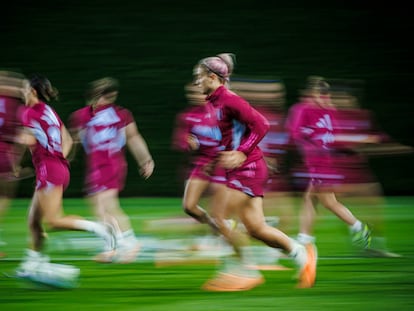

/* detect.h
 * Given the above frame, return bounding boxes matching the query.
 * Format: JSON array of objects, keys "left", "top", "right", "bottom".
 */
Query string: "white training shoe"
[
  {"left": 102, "top": 224, "right": 117, "bottom": 252},
  {"left": 16, "top": 260, "right": 80, "bottom": 289},
  {"left": 16, "top": 250, "right": 50, "bottom": 277},
  {"left": 114, "top": 241, "right": 141, "bottom": 264}
]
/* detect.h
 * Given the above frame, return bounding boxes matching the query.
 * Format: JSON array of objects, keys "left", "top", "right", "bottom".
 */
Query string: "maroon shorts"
[
  {"left": 35, "top": 158, "right": 70, "bottom": 191},
  {"left": 0, "top": 143, "right": 17, "bottom": 173},
  {"left": 85, "top": 162, "right": 127, "bottom": 195},
  {"left": 226, "top": 157, "right": 268, "bottom": 197},
  {"left": 189, "top": 164, "right": 227, "bottom": 184},
  {"left": 265, "top": 173, "right": 292, "bottom": 193}
]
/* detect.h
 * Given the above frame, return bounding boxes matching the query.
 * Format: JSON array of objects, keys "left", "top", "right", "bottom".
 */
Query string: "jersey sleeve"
[
  {"left": 285, "top": 104, "right": 305, "bottom": 143},
  {"left": 226, "top": 95, "right": 270, "bottom": 155},
  {"left": 68, "top": 109, "right": 82, "bottom": 131},
  {"left": 119, "top": 107, "right": 134, "bottom": 127},
  {"left": 171, "top": 111, "right": 191, "bottom": 152}
]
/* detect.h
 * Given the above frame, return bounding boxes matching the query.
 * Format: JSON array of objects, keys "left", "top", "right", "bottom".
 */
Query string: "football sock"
[
  {"left": 350, "top": 220, "right": 363, "bottom": 233},
  {"left": 297, "top": 233, "right": 316, "bottom": 245},
  {"left": 73, "top": 219, "right": 113, "bottom": 243}
]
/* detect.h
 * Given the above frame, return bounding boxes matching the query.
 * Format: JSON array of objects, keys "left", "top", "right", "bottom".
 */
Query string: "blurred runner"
[
  {"left": 69, "top": 77, "right": 154, "bottom": 263},
  {"left": 286, "top": 76, "right": 374, "bottom": 253},
  {"left": 0, "top": 71, "right": 30, "bottom": 257},
  {"left": 230, "top": 77, "right": 296, "bottom": 236},
  {"left": 16, "top": 74, "right": 115, "bottom": 281},
  {"left": 326, "top": 83, "right": 411, "bottom": 256}
]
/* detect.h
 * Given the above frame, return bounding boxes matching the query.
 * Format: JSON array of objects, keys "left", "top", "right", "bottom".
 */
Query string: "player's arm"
[
  {"left": 66, "top": 112, "right": 85, "bottom": 163},
  {"left": 264, "top": 156, "right": 278, "bottom": 173},
  {"left": 61, "top": 125, "right": 73, "bottom": 159},
  {"left": 172, "top": 112, "right": 198, "bottom": 152},
  {"left": 219, "top": 98, "right": 269, "bottom": 169},
  {"left": 233, "top": 99, "right": 270, "bottom": 155},
  {"left": 125, "top": 121, "right": 154, "bottom": 179},
  {"left": 16, "top": 127, "right": 37, "bottom": 147}
]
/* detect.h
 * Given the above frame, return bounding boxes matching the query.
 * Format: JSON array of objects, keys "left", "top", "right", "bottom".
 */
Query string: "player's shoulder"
[
  {"left": 110, "top": 104, "right": 135, "bottom": 124},
  {"left": 225, "top": 88, "right": 243, "bottom": 100},
  {"left": 71, "top": 105, "right": 90, "bottom": 119},
  {"left": 289, "top": 101, "right": 314, "bottom": 113},
  {"left": 73, "top": 105, "right": 90, "bottom": 113},
  {"left": 112, "top": 104, "right": 132, "bottom": 114},
  {"left": 223, "top": 88, "right": 250, "bottom": 108}
]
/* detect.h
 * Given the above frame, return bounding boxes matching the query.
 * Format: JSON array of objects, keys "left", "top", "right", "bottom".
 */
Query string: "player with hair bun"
[{"left": 191, "top": 53, "right": 317, "bottom": 291}]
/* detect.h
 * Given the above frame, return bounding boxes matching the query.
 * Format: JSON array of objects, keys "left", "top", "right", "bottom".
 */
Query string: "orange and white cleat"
[
  {"left": 202, "top": 272, "right": 265, "bottom": 292},
  {"left": 296, "top": 243, "right": 317, "bottom": 288}
]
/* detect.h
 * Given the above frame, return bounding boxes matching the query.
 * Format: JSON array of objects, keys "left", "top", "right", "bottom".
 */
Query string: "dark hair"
[
  {"left": 29, "top": 74, "right": 59, "bottom": 102},
  {"left": 306, "top": 76, "right": 330, "bottom": 95},
  {"left": 85, "top": 77, "right": 119, "bottom": 101}
]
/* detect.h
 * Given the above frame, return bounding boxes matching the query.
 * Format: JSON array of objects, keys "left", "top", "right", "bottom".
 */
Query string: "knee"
[
  {"left": 182, "top": 200, "right": 197, "bottom": 215},
  {"left": 182, "top": 200, "right": 196, "bottom": 218},
  {"left": 42, "top": 216, "right": 60, "bottom": 230},
  {"left": 183, "top": 207, "right": 193, "bottom": 218},
  {"left": 245, "top": 223, "right": 264, "bottom": 240}
]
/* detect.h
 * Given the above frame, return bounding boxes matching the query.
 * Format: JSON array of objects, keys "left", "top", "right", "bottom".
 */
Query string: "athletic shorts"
[
  {"left": 85, "top": 162, "right": 127, "bottom": 195},
  {"left": 189, "top": 164, "right": 227, "bottom": 184},
  {"left": 226, "top": 157, "right": 268, "bottom": 197},
  {"left": 35, "top": 158, "right": 70, "bottom": 191},
  {"left": 0, "top": 142, "right": 17, "bottom": 173},
  {"left": 265, "top": 173, "right": 292, "bottom": 193}
]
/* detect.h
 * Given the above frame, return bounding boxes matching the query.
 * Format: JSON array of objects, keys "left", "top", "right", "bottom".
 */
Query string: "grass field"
[{"left": 0, "top": 197, "right": 413, "bottom": 311}]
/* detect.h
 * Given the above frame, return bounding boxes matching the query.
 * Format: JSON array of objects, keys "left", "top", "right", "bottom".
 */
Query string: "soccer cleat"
[
  {"left": 16, "top": 252, "right": 50, "bottom": 277},
  {"left": 16, "top": 261, "right": 80, "bottom": 289},
  {"left": 202, "top": 272, "right": 265, "bottom": 292},
  {"left": 352, "top": 224, "right": 372, "bottom": 250},
  {"left": 16, "top": 251, "right": 80, "bottom": 289},
  {"left": 296, "top": 243, "right": 317, "bottom": 289}
]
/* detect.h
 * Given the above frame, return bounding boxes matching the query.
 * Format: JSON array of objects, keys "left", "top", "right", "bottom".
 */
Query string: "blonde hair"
[{"left": 198, "top": 53, "right": 236, "bottom": 82}]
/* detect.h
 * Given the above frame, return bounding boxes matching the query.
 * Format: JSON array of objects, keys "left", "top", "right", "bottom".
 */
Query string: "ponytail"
[{"left": 29, "top": 74, "right": 59, "bottom": 102}]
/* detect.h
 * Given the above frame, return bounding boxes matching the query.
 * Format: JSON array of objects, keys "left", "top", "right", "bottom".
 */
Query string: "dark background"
[{"left": 2, "top": 0, "right": 413, "bottom": 197}]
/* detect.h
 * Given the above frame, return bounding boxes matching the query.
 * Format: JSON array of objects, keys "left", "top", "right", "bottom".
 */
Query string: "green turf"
[{"left": 1, "top": 197, "right": 413, "bottom": 311}]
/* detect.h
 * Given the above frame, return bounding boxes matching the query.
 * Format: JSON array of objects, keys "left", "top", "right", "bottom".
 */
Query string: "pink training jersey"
[
  {"left": 330, "top": 107, "right": 389, "bottom": 184},
  {"left": 286, "top": 99, "right": 348, "bottom": 186},
  {"left": 69, "top": 104, "right": 134, "bottom": 194},
  {"left": 255, "top": 106, "right": 292, "bottom": 192},
  {"left": 207, "top": 86, "right": 270, "bottom": 196},
  {"left": 207, "top": 86, "right": 269, "bottom": 163},
  {"left": 20, "top": 101, "right": 69, "bottom": 189},
  {"left": 0, "top": 95, "right": 24, "bottom": 173},
  {"left": 172, "top": 102, "right": 223, "bottom": 165},
  {"left": 172, "top": 102, "right": 226, "bottom": 183}
]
